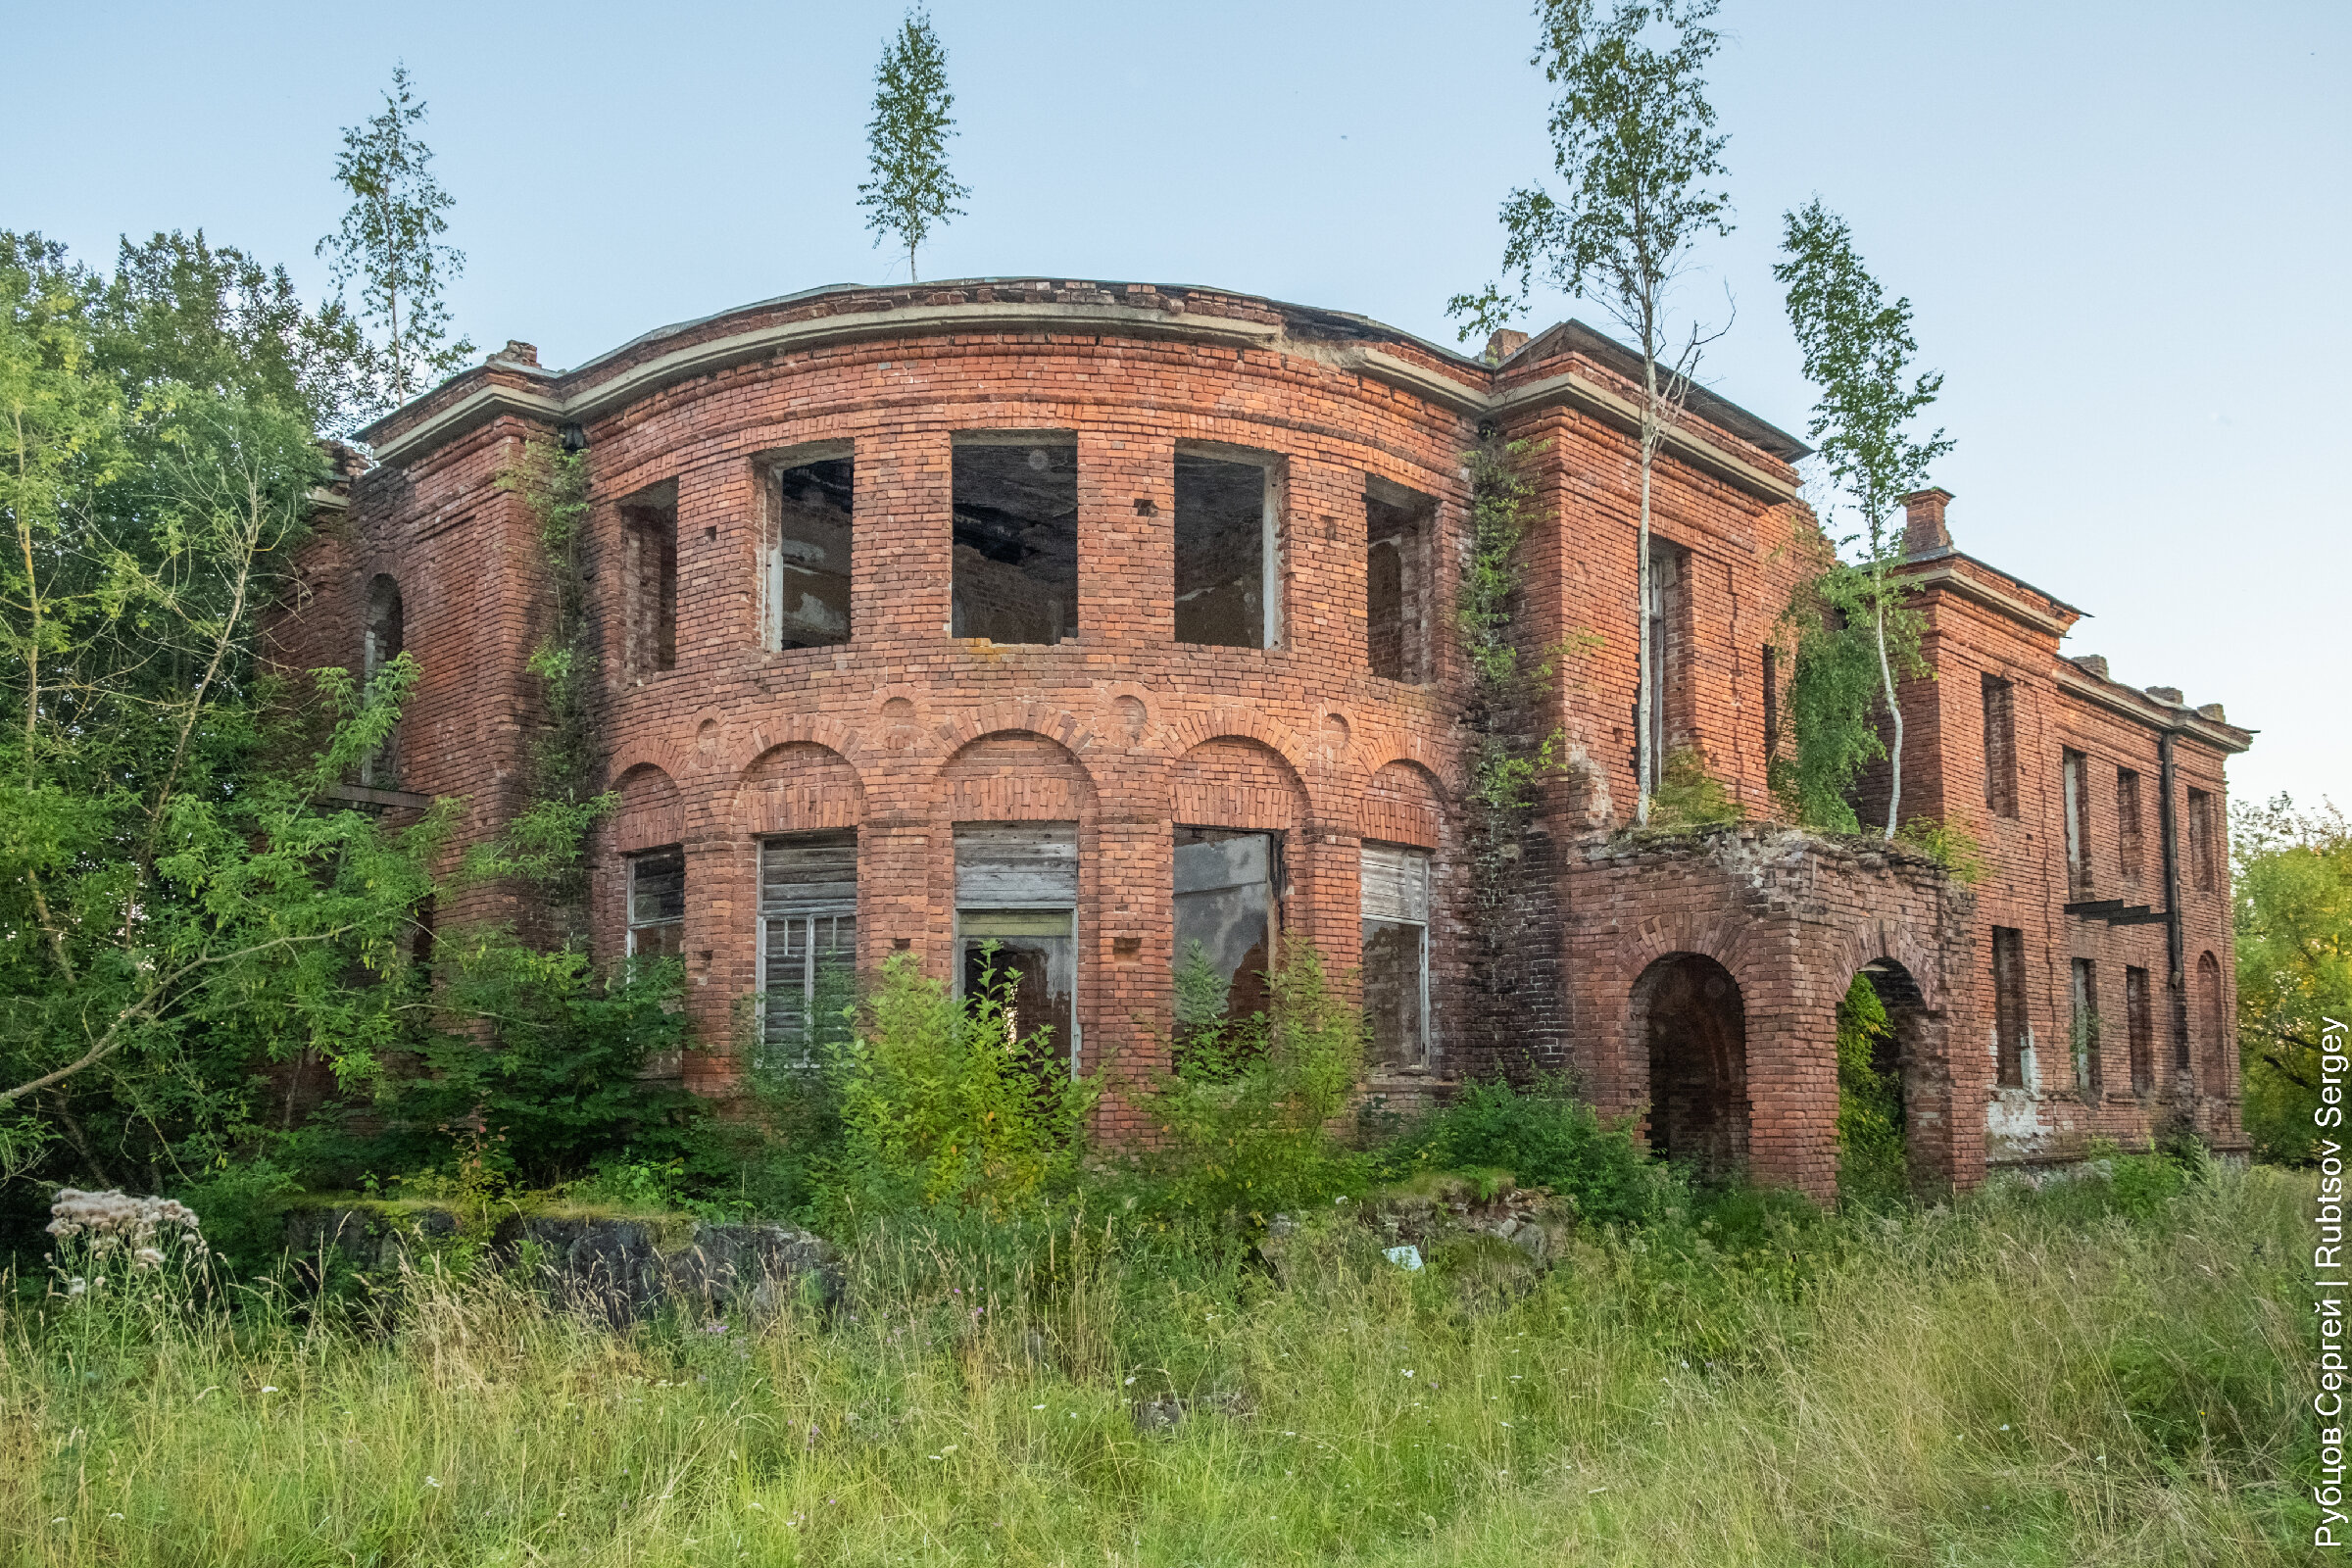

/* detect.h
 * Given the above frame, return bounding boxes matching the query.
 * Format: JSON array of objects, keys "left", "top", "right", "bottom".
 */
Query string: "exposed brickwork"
[{"left": 277, "top": 278, "right": 2249, "bottom": 1201}]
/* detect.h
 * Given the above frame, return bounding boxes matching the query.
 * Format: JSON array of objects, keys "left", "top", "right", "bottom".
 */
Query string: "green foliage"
[
  {"left": 1896, "top": 812, "right": 1986, "bottom": 884},
  {"left": 1834, "top": 976, "right": 1908, "bottom": 1208},
  {"left": 1771, "top": 556, "right": 1924, "bottom": 831},
  {"left": 1378, "top": 1075, "right": 1669, "bottom": 1227},
  {"left": 1458, "top": 440, "right": 1581, "bottom": 816},
  {"left": 1140, "top": 945, "right": 1368, "bottom": 1227},
  {"left": 812, "top": 951, "right": 1094, "bottom": 1223},
  {"left": 1646, "top": 745, "right": 1740, "bottom": 827},
  {"left": 316, "top": 62, "right": 473, "bottom": 412},
  {"left": 857, "top": 9, "right": 970, "bottom": 283},
  {"left": 2232, "top": 793, "right": 2352, "bottom": 1164}
]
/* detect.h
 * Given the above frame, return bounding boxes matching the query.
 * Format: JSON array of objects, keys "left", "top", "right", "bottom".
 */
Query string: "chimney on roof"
[
  {"left": 2070, "top": 655, "right": 2109, "bottom": 681},
  {"left": 1485, "top": 329, "right": 1530, "bottom": 367},
  {"left": 492, "top": 340, "right": 539, "bottom": 368},
  {"left": 1901, "top": 487, "right": 1953, "bottom": 557},
  {"left": 2144, "top": 685, "right": 2184, "bottom": 705},
  {"left": 2195, "top": 702, "right": 2228, "bottom": 723}
]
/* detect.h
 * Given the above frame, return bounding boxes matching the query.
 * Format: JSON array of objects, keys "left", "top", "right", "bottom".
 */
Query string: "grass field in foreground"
[{"left": 0, "top": 1162, "right": 2312, "bottom": 1566}]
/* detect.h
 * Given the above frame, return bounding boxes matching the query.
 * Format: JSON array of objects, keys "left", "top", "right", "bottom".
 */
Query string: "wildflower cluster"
[{"left": 47, "top": 1188, "right": 209, "bottom": 1276}]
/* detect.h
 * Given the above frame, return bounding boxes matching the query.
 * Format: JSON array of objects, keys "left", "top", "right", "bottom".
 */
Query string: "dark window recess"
[
  {"left": 627, "top": 847, "right": 686, "bottom": 961},
  {"left": 2125, "top": 964, "right": 2154, "bottom": 1093},
  {"left": 2187, "top": 787, "right": 2218, "bottom": 892},
  {"left": 1361, "top": 843, "right": 1432, "bottom": 1070},
  {"left": 1643, "top": 538, "right": 1689, "bottom": 775},
  {"left": 2197, "top": 950, "right": 2226, "bottom": 1090},
  {"left": 2062, "top": 749, "right": 2091, "bottom": 894},
  {"left": 362, "top": 573, "right": 404, "bottom": 787},
  {"left": 1174, "top": 453, "right": 1276, "bottom": 649},
  {"left": 760, "top": 831, "right": 857, "bottom": 1060},
  {"left": 622, "top": 482, "right": 678, "bottom": 677},
  {"left": 2117, "top": 767, "right": 2144, "bottom": 882},
  {"left": 1990, "top": 925, "right": 2028, "bottom": 1088},
  {"left": 1982, "top": 674, "right": 2018, "bottom": 817},
  {"left": 1365, "top": 479, "right": 1435, "bottom": 681},
  {"left": 2071, "top": 956, "right": 2100, "bottom": 1097},
  {"left": 1762, "top": 644, "right": 1781, "bottom": 766},
  {"left": 1173, "top": 828, "right": 1279, "bottom": 1055},
  {"left": 770, "top": 458, "right": 853, "bottom": 650},
  {"left": 954, "top": 822, "right": 1079, "bottom": 1073},
  {"left": 953, "top": 439, "right": 1078, "bottom": 645}
]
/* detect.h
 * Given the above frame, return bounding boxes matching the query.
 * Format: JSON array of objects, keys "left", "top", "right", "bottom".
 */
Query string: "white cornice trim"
[{"left": 367, "top": 302, "right": 1797, "bottom": 502}]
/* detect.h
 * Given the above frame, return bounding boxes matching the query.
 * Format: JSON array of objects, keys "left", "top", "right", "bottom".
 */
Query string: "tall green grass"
[{"left": 0, "top": 1163, "right": 2309, "bottom": 1565}]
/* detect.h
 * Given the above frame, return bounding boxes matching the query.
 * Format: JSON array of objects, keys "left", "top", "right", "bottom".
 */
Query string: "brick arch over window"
[
  {"left": 1360, "top": 759, "right": 1445, "bottom": 849},
  {"left": 937, "top": 729, "right": 1099, "bottom": 821},
  {"left": 611, "top": 764, "right": 684, "bottom": 854},
  {"left": 1171, "top": 736, "right": 1309, "bottom": 832},
  {"left": 734, "top": 743, "right": 863, "bottom": 837}
]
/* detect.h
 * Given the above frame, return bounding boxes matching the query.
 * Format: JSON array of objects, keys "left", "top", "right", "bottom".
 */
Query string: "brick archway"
[{"left": 1630, "top": 952, "right": 1749, "bottom": 1176}]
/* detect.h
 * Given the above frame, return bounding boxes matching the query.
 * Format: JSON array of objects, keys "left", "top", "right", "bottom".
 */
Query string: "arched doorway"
[
  {"left": 1634, "top": 954, "right": 1748, "bottom": 1176},
  {"left": 1837, "top": 960, "right": 1924, "bottom": 1204}
]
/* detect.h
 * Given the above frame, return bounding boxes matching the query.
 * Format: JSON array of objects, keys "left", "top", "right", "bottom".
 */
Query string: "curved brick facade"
[{"left": 282, "top": 278, "right": 2250, "bottom": 1199}]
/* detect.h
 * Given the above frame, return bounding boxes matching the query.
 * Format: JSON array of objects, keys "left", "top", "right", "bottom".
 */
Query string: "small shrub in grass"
[{"left": 1378, "top": 1074, "right": 1668, "bottom": 1228}]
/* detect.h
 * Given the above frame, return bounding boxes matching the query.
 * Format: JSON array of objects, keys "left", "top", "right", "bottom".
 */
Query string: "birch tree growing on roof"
[
  {"left": 1449, "top": 0, "right": 1734, "bottom": 827},
  {"left": 858, "top": 9, "right": 969, "bottom": 285},
  {"left": 1774, "top": 198, "right": 1951, "bottom": 841}
]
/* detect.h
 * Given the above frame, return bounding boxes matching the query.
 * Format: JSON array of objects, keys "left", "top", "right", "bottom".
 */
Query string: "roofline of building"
[
  {"left": 2053, "top": 665, "right": 2255, "bottom": 754},
  {"left": 354, "top": 280, "right": 1807, "bottom": 503}
]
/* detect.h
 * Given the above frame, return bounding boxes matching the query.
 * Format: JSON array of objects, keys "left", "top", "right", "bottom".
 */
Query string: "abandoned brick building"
[{"left": 285, "top": 277, "right": 2251, "bottom": 1199}]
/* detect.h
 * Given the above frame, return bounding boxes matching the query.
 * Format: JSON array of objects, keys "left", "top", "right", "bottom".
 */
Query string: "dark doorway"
[
  {"left": 1637, "top": 953, "right": 1748, "bottom": 1176},
  {"left": 1838, "top": 960, "right": 1923, "bottom": 1205}
]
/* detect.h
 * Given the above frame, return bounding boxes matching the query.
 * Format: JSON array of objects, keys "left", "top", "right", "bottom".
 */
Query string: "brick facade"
[{"left": 279, "top": 281, "right": 2249, "bottom": 1200}]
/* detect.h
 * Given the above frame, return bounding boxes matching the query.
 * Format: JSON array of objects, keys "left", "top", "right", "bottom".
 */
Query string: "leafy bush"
[
  {"left": 1897, "top": 812, "right": 1985, "bottom": 884},
  {"left": 1834, "top": 975, "right": 1909, "bottom": 1208},
  {"left": 1647, "top": 746, "right": 1741, "bottom": 827},
  {"left": 1140, "top": 944, "right": 1368, "bottom": 1227},
  {"left": 1378, "top": 1074, "right": 1668, "bottom": 1228}
]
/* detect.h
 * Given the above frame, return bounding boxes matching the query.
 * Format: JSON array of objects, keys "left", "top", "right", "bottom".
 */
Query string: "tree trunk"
[{"left": 1874, "top": 574, "right": 1902, "bottom": 840}]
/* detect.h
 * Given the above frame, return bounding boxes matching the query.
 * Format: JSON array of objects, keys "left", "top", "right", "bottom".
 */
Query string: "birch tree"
[
  {"left": 858, "top": 9, "right": 969, "bottom": 284},
  {"left": 317, "top": 64, "right": 473, "bottom": 414},
  {"left": 1774, "top": 198, "right": 1950, "bottom": 839},
  {"left": 1449, "top": 0, "right": 1732, "bottom": 825}
]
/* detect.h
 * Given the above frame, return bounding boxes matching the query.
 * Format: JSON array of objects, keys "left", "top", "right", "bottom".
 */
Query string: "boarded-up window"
[
  {"left": 1175, "top": 452, "right": 1279, "bottom": 649},
  {"left": 760, "top": 831, "right": 858, "bottom": 1059},
  {"left": 1982, "top": 674, "right": 2018, "bottom": 817},
  {"left": 1174, "top": 829, "right": 1277, "bottom": 1045},
  {"left": 953, "top": 437, "right": 1077, "bottom": 645},
  {"left": 2125, "top": 964, "right": 2153, "bottom": 1094},
  {"left": 2062, "top": 750, "right": 2090, "bottom": 894},
  {"left": 1990, "top": 925, "right": 2027, "bottom": 1088},
  {"left": 623, "top": 484, "right": 678, "bottom": 679},
  {"left": 2197, "top": 950, "right": 2226, "bottom": 1091},
  {"left": 2187, "top": 787, "right": 2218, "bottom": 892},
  {"left": 770, "top": 457, "right": 853, "bottom": 650},
  {"left": 627, "top": 847, "right": 685, "bottom": 961},
  {"left": 1361, "top": 842, "right": 1432, "bottom": 1070},
  {"left": 362, "top": 573, "right": 404, "bottom": 787},
  {"left": 955, "top": 823, "right": 1079, "bottom": 1070},
  {"left": 1365, "top": 478, "right": 1433, "bottom": 682},
  {"left": 2071, "top": 956, "right": 2100, "bottom": 1097},
  {"left": 2117, "top": 767, "right": 2144, "bottom": 882}
]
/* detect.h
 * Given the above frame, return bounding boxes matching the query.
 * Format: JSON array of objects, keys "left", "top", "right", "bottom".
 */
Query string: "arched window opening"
[
  {"left": 1635, "top": 953, "right": 1748, "bottom": 1178},
  {"left": 363, "top": 573, "right": 404, "bottom": 787}
]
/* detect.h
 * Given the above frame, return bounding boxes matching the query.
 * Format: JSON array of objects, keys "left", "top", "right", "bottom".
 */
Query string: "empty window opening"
[
  {"left": 1365, "top": 478, "right": 1434, "bottom": 681},
  {"left": 622, "top": 482, "right": 678, "bottom": 679},
  {"left": 2197, "top": 950, "right": 2226, "bottom": 1091},
  {"left": 1638, "top": 953, "right": 1749, "bottom": 1176},
  {"left": 955, "top": 822, "right": 1079, "bottom": 1073},
  {"left": 1174, "top": 829, "right": 1280, "bottom": 1058},
  {"left": 2071, "top": 957, "right": 2101, "bottom": 1098},
  {"left": 1360, "top": 843, "right": 1432, "bottom": 1071},
  {"left": 1990, "top": 925, "right": 2028, "bottom": 1088},
  {"left": 2125, "top": 964, "right": 2154, "bottom": 1094},
  {"left": 953, "top": 437, "right": 1078, "bottom": 645},
  {"left": 760, "top": 831, "right": 858, "bottom": 1060},
  {"left": 2187, "top": 787, "right": 2218, "bottom": 892},
  {"left": 1982, "top": 674, "right": 2018, "bottom": 817},
  {"left": 1174, "top": 451, "right": 1279, "bottom": 649},
  {"left": 769, "top": 456, "right": 853, "bottom": 650},
  {"left": 1762, "top": 644, "right": 1781, "bottom": 767},
  {"left": 626, "top": 846, "right": 686, "bottom": 961},
  {"left": 2117, "top": 767, "right": 2144, "bottom": 882},
  {"left": 1643, "top": 539, "right": 1689, "bottom": 778},
  {"left": 362, "top": 573, "right": 404, "bottom": 787},
  {"left": 2062, "top": 749, "right": 2091, "bottom": 894}
]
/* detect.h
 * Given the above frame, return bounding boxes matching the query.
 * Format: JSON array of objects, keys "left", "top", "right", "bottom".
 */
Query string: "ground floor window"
[
  {"left": 626, "top": 846, "right": 685, "bottom": 960},
  {"left": 1361, "top": 842, "right": 1431, "bottom": 1069},
  {"left": 759, "top": 831, "right": 858, "bottom": 1059},
  {"left": 954, "top": 823, "right": 1079, "bottom": 1072},
  {"left": 1173, "top": 828, "right": 1278, "bottom": 1051}
]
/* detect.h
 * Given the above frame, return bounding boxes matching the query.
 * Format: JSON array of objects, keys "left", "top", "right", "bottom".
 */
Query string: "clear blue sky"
[{"left": 9, "top": 0, "right": 2343, "bottom": 808}]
